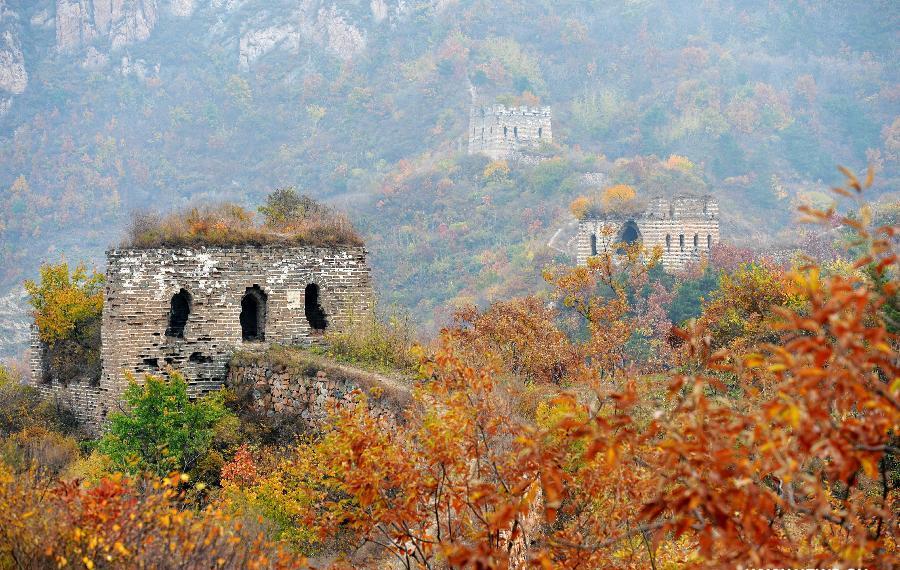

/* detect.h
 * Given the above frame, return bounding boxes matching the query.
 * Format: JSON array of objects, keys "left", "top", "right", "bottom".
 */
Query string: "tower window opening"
[
  {"left": 666, "top": 234, "right": 671, "bottom": 251},
  {"left": 707, "top": 234, "right": 712, "bottom": 249},
  {"left": 481, "top": 127, "right": 484, "bottom": 138},
  {"left": 166, "top": 289, "right": 191, "bottom": 338},
  {"left": 693, "top": 234, "right": 699, "bottom": 248},
  {"left": 514, "top": 126, "right": 518, "bottom": 138},
  {"left": 617, "top": 220, "right": 641, "bottom": 254},
  {"left": 503, "top": 126, "right": 508, "bottom": 138},
  {"left": 240, "top": 285, "right": 267, "bottom": 342},
  {"left": 305, "top": 283, "right": 328, "bottom": 332},
  {"left": 538, "top": 127, "right": 543, "bottom": 138},
  {"left": 679, "top": 235, "right": 685, "bottom": 251},
  {"left": 590, "top": 233, "right": 598, "bottom": 256}
]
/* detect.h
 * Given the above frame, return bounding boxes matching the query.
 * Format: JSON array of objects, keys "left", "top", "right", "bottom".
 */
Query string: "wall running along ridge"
[
  {"left": 226, "top": 354, "right": 406, "bottom": 430},
  {"left": 468, "top": 104, "right": 552, "bottom": 160},
  {"left": 575, "top": 196, "right": 720, "bottom": 271}
]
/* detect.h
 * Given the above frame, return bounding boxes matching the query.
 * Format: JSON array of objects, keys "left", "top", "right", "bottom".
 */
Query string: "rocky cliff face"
[
  {"left": 55, "top": 0, "right": 159, "bottom": 53},
  {"left": 0, "top": 1, "right": 26, "bottom": 117}
]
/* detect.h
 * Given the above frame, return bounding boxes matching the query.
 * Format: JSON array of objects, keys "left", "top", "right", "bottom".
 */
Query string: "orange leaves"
[{"left": 0, "top": 468, "right": 304, "bottom": 569}]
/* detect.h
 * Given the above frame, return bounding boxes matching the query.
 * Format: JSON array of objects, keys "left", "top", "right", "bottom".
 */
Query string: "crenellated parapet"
[
  {"left": 574, "top": 195, "right": 721, "bottom": 272},
  {"left": 468, "top": 103, "right": 552, "bottom": 160}
]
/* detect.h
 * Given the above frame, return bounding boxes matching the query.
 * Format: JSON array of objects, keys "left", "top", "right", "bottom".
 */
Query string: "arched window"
[
  {"left": 666, "top": 234, "right": 671, "bottom": 251},
  {"left": 166, "top": 289, "right": 191, "bottom": 338},
  {"left": 514, "top": 126, "right": 518, "bottom": 138},
  {"left": 620, "top": 221, "right": 640, "bottom": 245},
  {"left": 481, "top": 127, "right": 484, "bottom": 138},
  {"left": 503, "top": 126, "right": 508, "bottom": 138},
  {"left": 693, "top": 234, "right": 699, "bottom": 248},
  {"left": 538, "top": 127, "right": 543, "bottom": 138},
  {"left": 707, "top": 234, "right": 712, "bottom": 249},
  {"left": 679, "top": 234, "right": 685, "bottom": 251},
  {"left": 590, "top": 233, "right": 598, "bottom": 256},
  {"left": 240, "top": 285, "right": 267, "bottom": 341},
  {"left": 305, "top": 284, "right": 328, "bottom": 331}
]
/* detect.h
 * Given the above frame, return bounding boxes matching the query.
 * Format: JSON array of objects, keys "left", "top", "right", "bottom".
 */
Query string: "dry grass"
[{"left": 124, "top": 202, "right": 363, "bottom": 249}]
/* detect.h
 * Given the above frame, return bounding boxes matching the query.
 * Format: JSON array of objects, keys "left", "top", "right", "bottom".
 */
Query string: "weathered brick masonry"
[
  {"left": 30, "top": 244, "right": 373, "bottom": 430},
  {"left": 226, "top": 349, "right": 408, "bottom": 430},
  {"left": 468, "top": 104, "right": 552, "bottom": 160},
  {"left": 29, "top": 326, "right": 102, "bottom": 427},
  {"left": 574, "top": 195, "right": 720, "bottom": 272}
]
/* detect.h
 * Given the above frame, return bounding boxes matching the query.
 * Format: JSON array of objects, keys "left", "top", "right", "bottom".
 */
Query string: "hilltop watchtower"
[
  {"left": 575, "top": 195, "right": 720, "bottom": 271},
  {"left": 468, "top": 104, "right": 552, "bottom": 160},
  {"left": 100, "top": 245, "right": 372, "bottom": 404}
]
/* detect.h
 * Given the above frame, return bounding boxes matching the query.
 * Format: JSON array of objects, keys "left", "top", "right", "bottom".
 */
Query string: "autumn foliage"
[
  {"left": 125, "top": 188, "right": 362, "bottom": 249},
  {"left": 229, "top": 168, "right": 897, "bottom": 568},
  {"left": 0, "top": 468, "right": 304, "bottom": 569}
]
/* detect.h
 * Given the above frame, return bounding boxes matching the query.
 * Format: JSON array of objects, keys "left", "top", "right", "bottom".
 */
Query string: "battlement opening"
[
  {"left": 241, "top": 286, "right": 267, "bottom": 342},
  {"left": 166, "top": 289, "right": 191, "bottom": 338},
  {"left": 305, "top": 283, "right": 328, "bottom": 332}
]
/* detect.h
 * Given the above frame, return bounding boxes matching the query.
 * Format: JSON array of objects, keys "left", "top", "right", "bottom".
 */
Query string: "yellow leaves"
[
  {"left": 601, "top": 183, "right": 638, "bottom": 214},
  {"left": 24, "top": 261, "right": 104, "bottom": 343},
  {"left": 569, "top": 195, "right": 590, "bottom": 219},
  {"left": 665, "top": 154, "right": 695, "bottom": 171},
  {"left": 482, "top": 160, "right": 510, "bottom": 180}
]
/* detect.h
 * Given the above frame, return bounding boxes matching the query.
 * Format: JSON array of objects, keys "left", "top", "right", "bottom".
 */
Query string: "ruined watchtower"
[
  {"left": 468, "top": 104, "right": 552, "bottom": 160},
  {"left": 29, "top": 241, "right": 373, "bottom": 431},
  {"left": 575, "top": 195, "right": 720, "bottom": 271},
  {"left": 101, "top": 245, "right": 372, "bottom": 404}
]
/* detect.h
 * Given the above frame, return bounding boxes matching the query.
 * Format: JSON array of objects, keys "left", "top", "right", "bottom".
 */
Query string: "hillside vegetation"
[{"left": 0, "top": 0, "right": 897, "bottom": 345}]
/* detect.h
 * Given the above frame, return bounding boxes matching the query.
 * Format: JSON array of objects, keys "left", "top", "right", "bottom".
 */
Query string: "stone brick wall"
[
  {"left": 226, "top": 350, "right": 408, "bottom": 429},
  {"left": 574, "top": 196, "right": 720, "bottom": 271},
  {"left": 100, "top": 245, "right": 373, "bottom": 421},
  {"left": 468, "top": 104, "right": 552, "bottom": 160},
  {"left": 28, "top": 326, "right": 103, "bottom": 431}
]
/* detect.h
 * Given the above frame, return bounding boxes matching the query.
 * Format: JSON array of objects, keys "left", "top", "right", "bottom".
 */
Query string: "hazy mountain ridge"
[{"left": 0, "top": 0, "right": 897, "bottom": 357}]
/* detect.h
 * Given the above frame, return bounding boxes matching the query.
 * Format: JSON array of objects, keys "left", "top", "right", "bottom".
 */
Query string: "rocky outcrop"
[
  {"left": 55, "top": 0, "right": 159, "bottom": 53},
  {"left": 0, "top": 30, "right": 26, "bottom": 94},
  {"left": 0, "top": 0, "right": 26, "bottom": 117},
  {"left": 169, "top": 0, "right": 195, "bottom": 17},
  {"left": 239, "top": 22, "right": 300, "bottom": 71},
  {"left": 239, "top": 2, "right": 371, "bottom": 69}
]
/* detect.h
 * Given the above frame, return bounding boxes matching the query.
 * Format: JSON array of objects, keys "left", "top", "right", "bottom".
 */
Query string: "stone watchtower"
[
  {"left": 100, "top": 245, "right": 372, "bottom": 406},
  {"left": 29, "top": 243, "right": 373, "bottom": 430},
  {"left": 575, "top": 195, "right": 720, "bottom": 272},
  {"left": 468, "top": 104, "right": 552, "bottom": 160}
]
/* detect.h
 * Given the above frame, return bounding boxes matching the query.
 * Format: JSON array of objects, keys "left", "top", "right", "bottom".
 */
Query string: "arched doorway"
[
  {"left": 617, "top": 220, "right": 641, "bottom": 254},
  {"left": 305, "top": 284, "right": 328, "bottom": 332},
  {"left": 166, "top": 289, "right": 191, "bottom": 338},
  {"left": 240, "top": 286, "right": 267, "bottom": 341}
]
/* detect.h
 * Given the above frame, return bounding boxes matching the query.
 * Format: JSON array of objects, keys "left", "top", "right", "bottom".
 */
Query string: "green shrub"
[{"left": 99, "top": 372, "right": 233, "bottom": 477}]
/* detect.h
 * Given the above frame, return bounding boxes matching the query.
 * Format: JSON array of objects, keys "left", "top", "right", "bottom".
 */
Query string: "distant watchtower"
[
  {"left": 575, "top": 195, "right": 720, "bottom": 272},
  {"left": 468, "top": 104, "right": 552, "bottom": 160}
]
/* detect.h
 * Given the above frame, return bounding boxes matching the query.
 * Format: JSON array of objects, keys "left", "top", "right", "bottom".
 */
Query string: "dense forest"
[{"left": 0, "top": 0, "right": 898, "bottom": 354}]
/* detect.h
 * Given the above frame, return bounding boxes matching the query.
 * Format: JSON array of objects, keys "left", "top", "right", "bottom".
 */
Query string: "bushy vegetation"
[
  {"left": 98, "top": 373, "right": 235, "bottom": 480},
  {"left": 1, "top": 1, "right": 897, "bottom": 340},
  {"left": 0, "top": 169, "right": 896, "bottom": 567},
  {"left": 125, "top": 188, "right": 363, "bottom": 249},
  {"left": 319, "top": 310, "right": 419, "bottom": 374},
  {"left": 24, "top": 262, "right": 104, "bottom": 384}
]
